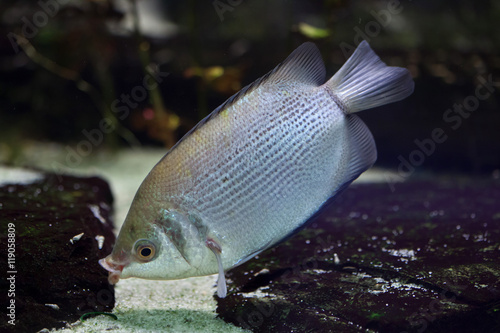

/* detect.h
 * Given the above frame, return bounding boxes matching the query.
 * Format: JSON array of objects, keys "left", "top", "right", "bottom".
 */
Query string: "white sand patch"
[{"left": 0, "top": 165, "right": 44, "bottom": 185}]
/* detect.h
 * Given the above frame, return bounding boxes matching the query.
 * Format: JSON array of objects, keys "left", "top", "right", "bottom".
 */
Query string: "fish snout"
[{"left": 99, "top": 256, "right": 125, "bottom": 285}]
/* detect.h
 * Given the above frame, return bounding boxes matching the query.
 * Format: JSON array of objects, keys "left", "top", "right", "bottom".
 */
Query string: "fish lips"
[{"left": 99, "top": 257, "right": 126, "bottom": 285}]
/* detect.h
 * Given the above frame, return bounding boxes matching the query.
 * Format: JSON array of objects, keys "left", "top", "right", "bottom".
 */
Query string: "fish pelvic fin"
[
  {"left": 326, "top": 40, "right": 414, "bottom": 114},
  {"left": 206, "top": 238, "right": 227, "bottom": 298}
]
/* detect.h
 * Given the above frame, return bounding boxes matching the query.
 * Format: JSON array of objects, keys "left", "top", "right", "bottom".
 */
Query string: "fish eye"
[{"left": 133, "top": 239, "right": 157, "bottom": 262}]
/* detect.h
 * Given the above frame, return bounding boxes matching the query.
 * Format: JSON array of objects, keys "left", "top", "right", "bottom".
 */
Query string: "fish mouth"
[{"left": 99, "top": 257, "right": 125, "bottom": 285}]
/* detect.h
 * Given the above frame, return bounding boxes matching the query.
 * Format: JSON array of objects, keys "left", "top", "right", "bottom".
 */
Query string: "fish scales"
[
  {"left": 182, "top": 87, "right": 346, "bottom": 262},
  {"left": 99, "top": 41, "right": 414, "bottom": 298}
]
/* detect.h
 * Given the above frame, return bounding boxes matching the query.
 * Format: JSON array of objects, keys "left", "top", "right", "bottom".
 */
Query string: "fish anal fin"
[
  {"left": 206, "top": 238, "right": 227, "bottom": 298},
  {"left": 253, "top": 115, "right": 377, "bottom": 251},
  {"left": 342, "top": 114, "right": 377, "bottom": 182}
]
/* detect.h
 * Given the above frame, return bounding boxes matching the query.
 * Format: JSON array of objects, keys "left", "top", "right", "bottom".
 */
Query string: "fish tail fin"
[{"left": 326, "top": 41, "right": 414, "bottom": 114}]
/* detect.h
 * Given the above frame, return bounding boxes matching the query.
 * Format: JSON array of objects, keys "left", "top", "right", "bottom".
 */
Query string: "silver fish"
[{"left": 99, "top": 41, "right": 414, "bottom": 298}]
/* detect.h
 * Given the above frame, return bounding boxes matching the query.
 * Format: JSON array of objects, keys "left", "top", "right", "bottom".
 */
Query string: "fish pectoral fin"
[{"left": 206, "top": 238, "right": 227, "bottom": 298}]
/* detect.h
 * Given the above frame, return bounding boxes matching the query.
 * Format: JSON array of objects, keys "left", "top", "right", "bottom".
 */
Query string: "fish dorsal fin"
[
  {"left": 160, "top": 43, "right": 326, "bottom": 159},
  {"left": 266, "top": 42, "right": 326, "bottom": 85},
  {"left": 209, "top": 43, "right": 325, "bottom": 118},
  {"left": 212, "top": 43, "right": 325, "bottom": 113}
]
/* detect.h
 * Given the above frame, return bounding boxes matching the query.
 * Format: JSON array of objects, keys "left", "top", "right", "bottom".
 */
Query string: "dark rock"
[
  {"left": 0, "top": 168, "right": 116, "bottom": 333},
  {"left": 216, "top": 179, "right": 500, "bottom": 333}
]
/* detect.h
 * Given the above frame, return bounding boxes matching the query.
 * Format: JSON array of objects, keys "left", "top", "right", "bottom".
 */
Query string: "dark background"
[{"left": 1, "top": 0, "right": 499, "bottom": 174}]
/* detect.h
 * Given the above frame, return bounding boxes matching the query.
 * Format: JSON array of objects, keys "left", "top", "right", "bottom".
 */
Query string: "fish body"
[{"left": 100, "top": 41, "right": 414, "bottom": 297}]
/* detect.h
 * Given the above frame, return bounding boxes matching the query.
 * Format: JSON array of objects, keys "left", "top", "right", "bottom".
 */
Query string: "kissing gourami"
[{"left": 99, "top": 41, "right": 414, "bottom": 298}]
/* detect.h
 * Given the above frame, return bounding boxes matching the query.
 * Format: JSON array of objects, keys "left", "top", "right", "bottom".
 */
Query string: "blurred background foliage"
[{"left": 0, "top": 0, "right": 499, "bottom": 173}]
